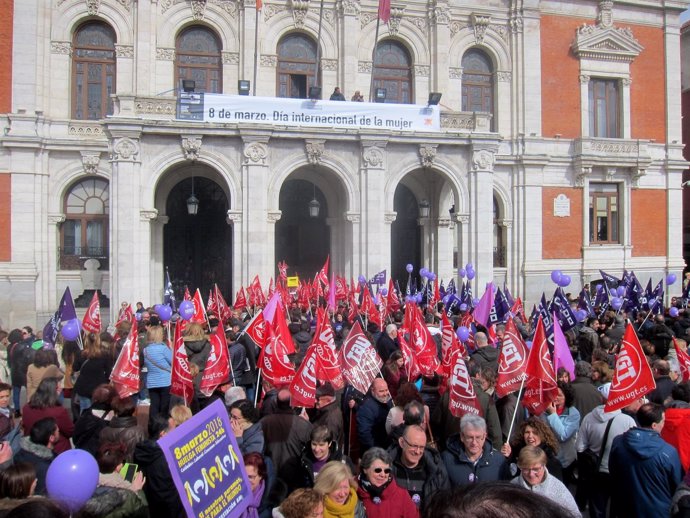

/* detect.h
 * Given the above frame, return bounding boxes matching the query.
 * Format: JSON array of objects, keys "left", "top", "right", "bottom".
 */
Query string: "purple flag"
[
  {"left": 552, "top": 311, "right": 575, "bottom": 379},
  {"left": 42, "top": 287, "right": 78, "bottom": 348},
  {"left": 472, "top": 282, "right": 495, "bottom": 327}
]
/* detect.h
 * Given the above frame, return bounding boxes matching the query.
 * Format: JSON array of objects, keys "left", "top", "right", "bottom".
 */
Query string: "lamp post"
[
  {"left": 309, "top": 182, "right": 320, "bottom": 218},
  {"left": 419, "top": 199, "right": 430, "bottom": 218},
  {"left": 187, "top": 176, "right": 199, "bottom": 215}
]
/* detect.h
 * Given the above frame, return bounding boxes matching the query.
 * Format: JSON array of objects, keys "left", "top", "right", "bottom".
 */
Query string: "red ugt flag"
[
  {"left": 311, "top": 308, "right": 345, "bottom": 389},
  {"left": 258, "top": 322, "right": 295, "bottom": 387},
  {"left": 110, "top": 323, "right": 140, "bottom": 398},
  {"left": 522, "top": 316, "right": 558, "bottom": 415},
  {"left": 338, "top": 321, "right": 382, "bottom": 395},
  {"left": 605, "top": 324, "right": 656, "bottom": 412},
  {"left": 674, "top": 337, "right": 690, "bottom": 383},
  {"left": 82, "top": 291, "right": 101, "bottom": 334},
  {"left": 200, "top": 323, "right": 230, "bottom": 396},
  {"left": 410, "top": 304, "right": 440, "bottom": 376},
  {"left": 244, "top": 311, "right": 268, "bottom": 348},
  {"left": 495, "top": 318, "right": 528, "bottom": 398},
  {"left": 448, "top": 350, "right": 482, "bottom": 418}
]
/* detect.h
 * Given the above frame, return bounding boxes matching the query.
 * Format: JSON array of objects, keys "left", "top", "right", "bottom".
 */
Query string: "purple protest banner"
[{"left": 158, "top": 399, "right": 251, "bottom": 518}]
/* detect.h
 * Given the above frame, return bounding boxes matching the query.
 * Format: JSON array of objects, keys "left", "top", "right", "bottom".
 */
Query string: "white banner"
[{"left": 182, "top": 93, "right": 440, "bottom": 132}]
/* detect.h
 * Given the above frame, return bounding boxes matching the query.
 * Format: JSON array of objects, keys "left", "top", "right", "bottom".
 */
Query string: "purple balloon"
[
  {"left": 158, "top": 304, "right": 173, "bottom": 322},
  {"left": 557, "top": 274, "right": 571, "bottom": 288},
  {"left": 358, "top": 275, "right": 366, "bottom": 284},
  {"left": 406, "top": 264, "right": 414, "bottom": 274},
  {"left": 670, "top": 307, "right": 680, "bottom": 318},
  {"left": 466, "top": 269, "right": 476, "bottom": 280},
  {"left": 47, "top": 449, "right": 99, "bottom": 512},
  {"left": 465, "top": 263, "right": 474, "bottom": 271},
  {"left": 135, "top": 312, "right": 142, "bottom": 322},
  {"left": 429, "top": 272, "right": 436, "bottom": 281},
  {"left": 551, "top": 270, "right": 563, "bottom": 284},
  {"left": 667, "top": 273, "right": 677, "bottom": 286},
  {"left": 595, "top": 284, "right": 603, "bottom": 291},
  {"left": 420, "top": 268, "right": 429, "bottom": 278},
  {"left": 61, "top": 318, "right": 81, "bottom": 341},
  {"left": 179, "top": 300, "right": 195, "bottom": 320},
  {"left": 456, "top": 326, "right": 470, "bottom": 342},
  {"left": 472, "top": 298, "right": 480, "bottom": 307},
  {"left": 415, "top": 293, "right": 423, "bottom": 303},
  {"left": 380, "top": 288, "right": 388, "bottom": 296},
  {"left": 611, "top": 297, "right": 623, "bottom": 311},
  {"left": 616, "top": 286, "right": 626, "bottom": 297},
  {"left": 576, "top": 309, "right": 588, "bottom": 322},
  {"left": 153, "top": 304, "right": 162, "bottom": 314},
  {"left": 459, "top": 303, "right": 468, "bottom": 312},
  {"left": 458, "top": 268, "right": 466, "bottom": 279}
]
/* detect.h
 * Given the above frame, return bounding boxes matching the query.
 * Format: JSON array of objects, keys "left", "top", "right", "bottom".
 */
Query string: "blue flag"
[
  {"left": 447, "top": 279, "right": 457, "bottom": 296},
  {"left": 42, "top": 287, "right": 78, "bottom": 348},
  {"left": 549, "top": 288, "right": 578, "bottom": 333},
  {"left": 577, "top": 288, "right": 594, "bottom": 317},
  {"left": 599, "top": 269, "right": 620, "bottom": 292}
]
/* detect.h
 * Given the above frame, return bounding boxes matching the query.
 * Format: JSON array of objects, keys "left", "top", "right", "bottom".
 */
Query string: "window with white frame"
[{"left": 589, "top": 183, "right": 619, "bottom": 244}]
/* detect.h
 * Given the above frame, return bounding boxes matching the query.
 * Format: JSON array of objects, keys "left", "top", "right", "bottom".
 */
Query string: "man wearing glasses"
[
  {"left": 441, "top": 413, "right": 510, "bottom": 486},
  {"left": 387, "top": 424, "right": 449, "bottom": 509}
]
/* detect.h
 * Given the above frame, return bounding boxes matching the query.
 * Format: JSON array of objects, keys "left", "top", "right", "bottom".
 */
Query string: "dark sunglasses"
[{"left": 373, "top": 468, "right": 392, "bottom": 474}]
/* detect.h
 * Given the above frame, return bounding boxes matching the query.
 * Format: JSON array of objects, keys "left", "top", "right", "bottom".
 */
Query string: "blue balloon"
[
  {"left": 456, "top": 326, "right": 470, "bottom": 342},
  {"left": 667, "top": 273, "right": 677, "bottom": 286},
  {"left": 611, "top": 297, "right": 623, "bottom": 311},
  {"left": 670, "top": 307, "right": 679, "bottom": 318},
  {"left": 158, "top": 304, "right": 173, "bottom": 322},
  {"left": 406, "top": 264, "right": 414, "bottom": 273},
  {"left": 358, "top": 275, "right": 366, "bottom": 284},
  {"left": 458, "top": 268, "right": 466, "bottom": 278},
  {"left": 551, "top": 270, "right": 563, "bottom": 284},
  {"left": 179, "top": 300, "right": 195, "bottom": 320},
  {"left": 61, "top": 318, "right": 81, "bottom": 341},
  {"left": 459, "top": 303, "right": 468, "bottom": 311},
  {"left": 616, "top": 286, "right": 626, "bottom": 297},
  {"left": 47, "top": 449, "right": 99, "bottom": 512},
  {"left": 466, "top": 269, "right": 476, "bottom": 280},
  {"left": 557, "top": 274, "right": 571, "bottom": 288},
  {"left": 380, "top": 288, "right": 388, "bottom": 296}
]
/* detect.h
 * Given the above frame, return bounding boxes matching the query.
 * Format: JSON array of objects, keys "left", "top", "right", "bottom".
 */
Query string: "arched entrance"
[
  {"left": 391, "top": 183, "right": 421, "bottom": 289},
  {"left": 275, "top": 178, "right": 329, "bottom": 279},
  {"left": 164, "top": 176, "right": 232, "bottom": 300}
]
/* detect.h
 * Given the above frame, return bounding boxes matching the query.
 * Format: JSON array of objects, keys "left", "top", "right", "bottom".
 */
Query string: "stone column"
[
  {"left": 360, "top": 141, "right": 389, "bottom": 277},
  {"left": 345, "top": 211, "right": 361, "bottom": 279},
  {"left": 139, "top": 209, "right": 159, "bottom": 304},
  {"left": 226, "top": 210, "right": 243, "bottom": 298},
  {"left": 151, "top": 215, "right": 169, "bottom": 304},
  {"left": 241, "top": 136, "right": 271, "bottom": 286},
  {"left": 109, "top": 131, "right": 147, "bottom": 321},
  {"left": 430, "top": 2, "right": 451, "bottom": 97},
  {"left": 468, "top": 146, "right": 496, "bottom": 288},
  {"left": 436, "top": 215, "right": 454, "bottom": 282},
  {"left": 340, "top": 0, "right": 360, "bottom": 94},
  {"left": 418, "top": 215, "right": 433, "bottom": 271}
]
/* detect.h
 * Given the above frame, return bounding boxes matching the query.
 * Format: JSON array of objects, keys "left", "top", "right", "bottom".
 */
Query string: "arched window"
[
  {"left": 373, "top": 40, "right": 413, "bottom": 104},
  {"left": 60, "top": 178, "right": 109, "bottom": 270},
  {"left": 72, "top": 22, "right": 116, "bottom": 120},
  {"left": 462, "top": 49, "right": 494, "bottom": 126},
  {"left": 175, "top": 26, "right": 222, "bottom": 93},
  {"left": 493, "top": 195, "right": 505, "bottom": 267},
  {"left": 277, "top": 33, "right": 318, "bottom": 99}
]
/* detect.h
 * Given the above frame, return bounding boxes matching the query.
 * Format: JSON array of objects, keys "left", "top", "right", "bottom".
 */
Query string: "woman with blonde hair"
[
  {"left": 273, "top": 488, "right": 323, "bottom": 518},
  {"left": 314, "top": 461, "right": 365, "bottom": 518},
  {"left": 143, "top": 325, "right": 172, "bottom": 425}
]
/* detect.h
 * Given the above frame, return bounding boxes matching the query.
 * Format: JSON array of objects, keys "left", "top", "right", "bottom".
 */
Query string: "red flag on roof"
[
  {"left": 605, "top": 324, "right": 656, "bottom": 412},
  {"left": 495, "top": 318, "right": 529, "bottom": 398},
  {"left": 82, "top": 291, "right": 101, "bottom": 334},
  {"left": 378, "top": 0, "right": 391, "bottom": 23},
  {"left": 522, "top": 316, "right": 558, "bottom": 415}
]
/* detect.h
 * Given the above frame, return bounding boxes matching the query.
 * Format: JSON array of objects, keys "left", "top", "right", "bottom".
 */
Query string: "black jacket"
[
  {"left": 278, "top": 442, "right": 353, "bottom": 494},
  {"left": 133, "top": 439, "right": 185, "bottom": 518},
  {"left": 13, "top": 437, "right": 54, "bottom": 495},
  {"left": 387, "top": 444, "right": 450, "bottom": 507}
]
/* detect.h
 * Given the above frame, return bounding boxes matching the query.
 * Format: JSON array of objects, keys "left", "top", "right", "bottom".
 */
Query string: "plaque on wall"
[{"left": 554, "top": 194, "right": 570, "bottom": 217}]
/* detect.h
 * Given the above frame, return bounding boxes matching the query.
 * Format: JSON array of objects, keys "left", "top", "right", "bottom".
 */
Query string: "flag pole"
[
  {"left": 314, "top": 0, "right": 325, "bottom": 91},
  {"left": 254, "top": 368, "right": 262, "bottom": 407},
  {"left": 505, "top": 376, "right": 526, "bottom": 446},
  {"left": 252, "top": 1, "right": 260, "bottom": 96},
  {"left": 368, "top": 16, "right": 381, "bottom": 102}
]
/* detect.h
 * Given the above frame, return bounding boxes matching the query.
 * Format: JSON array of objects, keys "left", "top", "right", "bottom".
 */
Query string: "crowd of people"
[{"left": 0, "top": 290, "right": 686, "bottom": 517}]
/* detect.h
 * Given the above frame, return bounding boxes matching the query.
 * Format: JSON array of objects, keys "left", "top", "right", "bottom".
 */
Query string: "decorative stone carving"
[
  {"left": 48, "top": 213, "right": 66, "bottom": 225},
  {"left": 115, "top": 45, "right": 134, "bottom": 58},
  {"left": 117, "top": 0, "right": 133, "bottom": 11},
  {"left": 472, "top": 14, "right": 491, "bottom": 44},
  {"left": 160, "top": 0, "right": 174, "bottom": 12},
  {"left": 340, "top": 0, "right": 360, "bottom": 17},
  {"left": 388, "top": 8, "right": 404, "bottom": 36},
  {"left": 449, "top": 20, "right": 466, "bottom": 37},
  {"left": 222, "top": 52, "right": 240, "bottom": 64},
  {"left": 360, "top": 12, "right": 376, "bottom": 29},
  {"left": 261, "top": 55, "right": 278, "bottom": 67},
  {"left": 190, "top": 0, "right": 206, "bottom": 19},
  {"left": 81, "top": 152, "right": 101, "bottom": 174},
  {"left": 345, "top": 211, "right": 361, "bottom": 223},
  {"left": 631, "top": 167, "right": 646, "bottom": 187},
  {"left": 181, "top": 135, "right": 203, "bottom": 161},
  {"left": 69, "top": 123, "right": 105, "bottom": 138},
  {"left": 575, "top": 165, "right": 592, "bottom": 187},
  {"left": 384, "top": 212, "right": 397, "bottom": 224},
  {"left": 86, "top": 0, "right": 101, "bottom": 15},
  {"left": 210, "top": 0, "right": 238, "bottom": 17},
  {"left": 243, "top": 142, "right": 268, "bottom": 164},
  {"left": 358, "top": 61, "right": 372, "bottom": 73},
  {"left": 419, "top": 144, "right": 437, "bottom": 169},
  {"left": 140, "top": 209, "right": 159, "bottom": 222},
  {"left": 498, "top": 218, "right": 513, "bottom": 228},
  {"left": 321, "top": 59, "right": 338, "bottom": 72},
  {"left": 472, "top": 149, "right": 495, "bottom": 171},
  {"left": 362, "top": 146, "right": 384, "bottom": 168},
  {"left": 156, "top": 48, "right": 176, "bottom": 61},
  {"left": 572, "top": 1, "right": 643, "bottom": 63},
  {"left": 509, "top": 14, "right": 523, "bottom": 33},
  {"left": 437, "top": 216, "right": 452, "bottom": 228},
  {"left": 291, "top": 0, "right": 310, "bottom": 28},
  {"left": 414, "top": 65, "right": 430, "bottom": 77},
  {"left": 496, "top": 71, "right": 512, "bottom": 82},
  {"left": 622, "top": 78, "right": 632, "bottom": 87},
  {"left": 579, "top": 74, "right": 590, "bottom": 84},
  {"left": 135, "top": 98, "right": 176, "bottom": 116},
  {"left": 267, "top": 210, "right": 282, "bottom": 223},
  {"left": 324, "top": 9, "right": 336, "bottom": 25},
  {"left": 305, "top": 140, "right": 325, "bottom": 165},
  {"left": 264, "top": 4, "right": 282, "bottom": 21},
  {"left": 449, "top": 67, "right": 462, "bottom": 79},
  {"left": 605, "top": 167, "right": 617, "bottom": 181},
  {"left": 51, "top": 41, "right": 72, "bottom": 55},
  {"left": 111, "top": 137, "right": 139, "bottom": 162},
  {"left": 226, "top": 210, "right": 242, "bottom": 225},
  {"left": 457, "top": 214, "right": 470, "bottom": 225},
  {"left": 431, "top": 6, "right": 450, "bottom": 25}
]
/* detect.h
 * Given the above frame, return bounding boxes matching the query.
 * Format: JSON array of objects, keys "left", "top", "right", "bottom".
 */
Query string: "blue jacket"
[
  {"left": 609, "top": 427, "right": 682, "bottom": 518},
  {"left": 441, "top": 434, "right": 510, "bottom": 486},
  {"left": 143, "top": 343, "right": 172, "bottom": 388},
  {"left": 356, "top": 395, "right": 393, "bottom": 452}
]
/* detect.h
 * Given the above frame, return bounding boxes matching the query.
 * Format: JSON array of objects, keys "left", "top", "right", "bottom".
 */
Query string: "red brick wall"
[
  {"left": 541, "top": 14, "right": 666, "bottom": 143},
  {"left": 631, "top": 189, "right": 666, "bottom": 256},
  {"left": 542, "top": 187, "right": 583, "bottom": 259}
]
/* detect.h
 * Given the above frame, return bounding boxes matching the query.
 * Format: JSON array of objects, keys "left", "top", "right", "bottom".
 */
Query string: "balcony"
[{"left": 59, "top": 246, "right": 109, "bottom": 271}]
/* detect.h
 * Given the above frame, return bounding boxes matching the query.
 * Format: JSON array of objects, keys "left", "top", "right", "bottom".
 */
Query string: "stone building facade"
[{"left": 0, "top": 0, "right": 687, "bottom": 326}]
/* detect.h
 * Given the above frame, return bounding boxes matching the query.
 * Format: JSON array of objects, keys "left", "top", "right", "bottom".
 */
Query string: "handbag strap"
[
  {"left": 597, "top": 415, "right": 617, "bottom": 469},
  {"left": 144, "top": 348, "right": 171, "bottom": 373}
]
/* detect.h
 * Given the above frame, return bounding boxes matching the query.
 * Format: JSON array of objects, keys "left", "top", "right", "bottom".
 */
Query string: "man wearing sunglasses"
[{"left": 387, "top": 424, "right": 449, "bottom": 509}]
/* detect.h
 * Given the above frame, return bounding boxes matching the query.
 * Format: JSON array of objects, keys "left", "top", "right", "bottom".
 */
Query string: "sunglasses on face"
[{"left": 372, "top": 467, "right": 391, "bottom": 474}]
